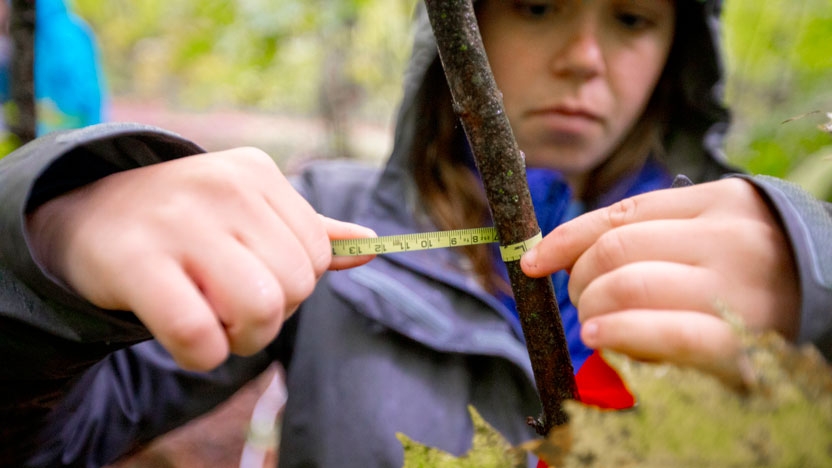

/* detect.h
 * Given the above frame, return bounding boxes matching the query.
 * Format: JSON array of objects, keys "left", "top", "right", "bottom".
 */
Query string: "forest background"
[{"left": 70, "top": 0, "right": 832, "bottom": 200}]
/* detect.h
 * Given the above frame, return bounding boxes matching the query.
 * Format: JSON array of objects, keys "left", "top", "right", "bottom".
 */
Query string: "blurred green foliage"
[
  {"left": 71, "top": 0, "right": 417, "bottom": 121},
  {"left": 723, "top": 0, "right": 832, "bottom": 199},
  {"left": 68, "top": 0, "right": 830, "bottom": 195}
]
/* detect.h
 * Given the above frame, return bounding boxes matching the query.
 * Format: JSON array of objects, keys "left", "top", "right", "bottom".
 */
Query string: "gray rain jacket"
[{"left": 1, "top": 1, "right": 830, "bottom": 467}]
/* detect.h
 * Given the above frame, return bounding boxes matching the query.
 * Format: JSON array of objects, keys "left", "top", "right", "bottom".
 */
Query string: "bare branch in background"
[{"left": 8, "top": 0, "right": 36, "bottom": 144}]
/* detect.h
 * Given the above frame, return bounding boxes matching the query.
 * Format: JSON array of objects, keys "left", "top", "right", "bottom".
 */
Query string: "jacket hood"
[{"left": 377, "top": 0, "right": 736, "bottom": 210}]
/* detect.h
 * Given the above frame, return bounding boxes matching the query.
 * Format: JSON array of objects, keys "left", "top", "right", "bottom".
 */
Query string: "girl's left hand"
[{"left": 520, "top": 178, "right": 800, "bottom": 386}]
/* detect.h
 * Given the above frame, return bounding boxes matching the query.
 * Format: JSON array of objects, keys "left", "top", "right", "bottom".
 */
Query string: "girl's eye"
[
  {"left": 526, "top": 4, "right": 551, "bottom": 16},
  {"left": 512, "top": 1, "right": 559, "bottom": 18},
  {"left": 615, "top": 12, "right": 654, "bottom": 30}
]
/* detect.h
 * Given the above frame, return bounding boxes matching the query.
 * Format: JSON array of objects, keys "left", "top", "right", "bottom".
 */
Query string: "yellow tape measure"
[{"left": 330, "top": 227, "right": 542, "bottom": 262}]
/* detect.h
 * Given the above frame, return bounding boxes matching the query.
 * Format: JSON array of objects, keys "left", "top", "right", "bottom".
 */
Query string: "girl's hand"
[
  {"left": 27, "top": 148, "right": 376, "bottom": 371},
  {"left": 521, "top": 178, "right": 800, "bottom": 385}
]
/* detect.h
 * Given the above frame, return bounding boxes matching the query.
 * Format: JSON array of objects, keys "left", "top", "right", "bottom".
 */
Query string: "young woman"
[{"left": 0, "top": 0, "right": 826, "bottom": 466}]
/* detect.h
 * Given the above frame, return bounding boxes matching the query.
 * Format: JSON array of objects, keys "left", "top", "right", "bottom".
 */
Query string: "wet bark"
[{"left": 424, "top": 0, "right": 578, "bottom": 434}]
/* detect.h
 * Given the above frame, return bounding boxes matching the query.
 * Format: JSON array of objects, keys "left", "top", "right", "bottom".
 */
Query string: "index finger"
[{"left": 520, "top": 184, "right": 709, "bottom": 277}]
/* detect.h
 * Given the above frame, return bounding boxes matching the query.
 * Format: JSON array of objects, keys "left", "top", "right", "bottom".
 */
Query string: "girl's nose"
[{"left": 548, "top": 22, "right": 606, "bottom": 80}]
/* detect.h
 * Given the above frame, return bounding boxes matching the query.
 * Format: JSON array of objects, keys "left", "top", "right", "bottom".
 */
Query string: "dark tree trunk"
[
  {"left": 8, "top": 0, "right": 36, "bottom": 144},
  {"left": 424, "top": 0, "right": 578, "bottom": 434}
]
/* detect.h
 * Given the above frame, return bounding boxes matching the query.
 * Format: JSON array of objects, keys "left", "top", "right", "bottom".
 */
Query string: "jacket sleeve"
[
  {"left": 29, "top": 341, "right": 272, "bottom": 468},
  {"left": 0, "top": 123, "right": 206, "bottom": 348},
  {"left": 739, "top": 174, "right": 832, "bottom": 360},
  {"left": 0, "top": 123, "right": 214, "bottom": 464}
]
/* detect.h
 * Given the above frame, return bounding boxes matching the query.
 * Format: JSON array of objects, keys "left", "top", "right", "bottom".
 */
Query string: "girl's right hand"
[{"left": 27, "top": 147, "right": 376, "bottom": 371}]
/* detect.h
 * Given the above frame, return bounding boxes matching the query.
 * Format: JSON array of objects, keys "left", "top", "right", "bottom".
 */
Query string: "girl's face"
[{"left": 478, "top": 0, "right": 676, "bottom": 192}]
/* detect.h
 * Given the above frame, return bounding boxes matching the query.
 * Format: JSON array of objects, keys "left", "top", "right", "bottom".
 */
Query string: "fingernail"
[
  {"left": 521, "top": 247, "right": 537, "bottom": 268},
  {"left": 582, "top": 322, "right": 599, "bottom": 345}
]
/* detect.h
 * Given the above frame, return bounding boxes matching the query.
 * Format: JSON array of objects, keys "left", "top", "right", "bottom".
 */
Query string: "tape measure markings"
[
  {"left": 498, "top": 232, "right": 543, "bottom": 262},
  {"left": 331, "top": 227, "right": 541, "bottom": 262}
]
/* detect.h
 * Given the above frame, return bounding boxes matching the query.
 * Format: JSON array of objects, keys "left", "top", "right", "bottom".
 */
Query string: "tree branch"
[{"left": 424, "top": 0, "right": 577, "bottom": 434}]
